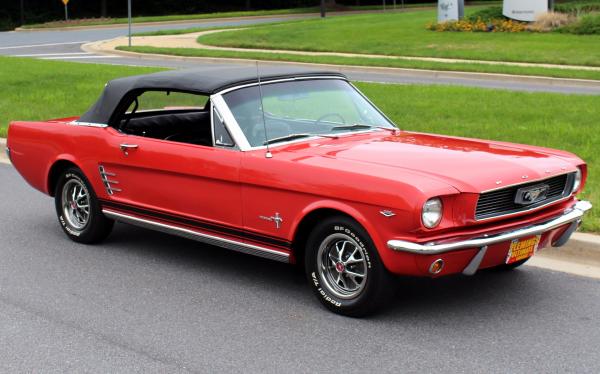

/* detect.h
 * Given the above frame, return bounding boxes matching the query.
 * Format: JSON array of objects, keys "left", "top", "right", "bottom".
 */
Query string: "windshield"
[{"left": 222, "top": 79, "right": 395, "bottom": 147}]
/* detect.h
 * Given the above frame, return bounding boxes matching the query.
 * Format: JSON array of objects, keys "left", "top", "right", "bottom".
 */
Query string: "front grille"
[{"left": 475, "top": 173, "right": 573, "bottom": 220}]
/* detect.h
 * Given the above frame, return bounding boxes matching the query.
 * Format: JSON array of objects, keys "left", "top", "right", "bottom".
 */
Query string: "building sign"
[
  {"left": 437, "top": 0, "right": 464, "bottom": 23},
  {"left": 503, "top": 0, "right": 548, "bottom": 22}
]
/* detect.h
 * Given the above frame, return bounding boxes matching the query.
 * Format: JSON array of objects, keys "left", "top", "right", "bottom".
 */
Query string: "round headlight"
[
  {"left": 422, "top": 198, "right": 443, "bottom": 229},
  {"left": 572, "top": 168, "right": 582, "bottom": 193}
]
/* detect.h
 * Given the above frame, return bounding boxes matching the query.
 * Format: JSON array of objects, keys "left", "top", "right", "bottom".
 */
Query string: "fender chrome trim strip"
[
  {"left": 387, "top": 200, "right": 592, "bottom": 255},
  {"left": 102, "top": 209, "right": 290, "bottom": 263}
]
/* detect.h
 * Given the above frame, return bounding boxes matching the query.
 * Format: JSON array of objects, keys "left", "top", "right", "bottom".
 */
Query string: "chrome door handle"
[{"left": 119, "top": 143, "right": 138, "bottom": 156}]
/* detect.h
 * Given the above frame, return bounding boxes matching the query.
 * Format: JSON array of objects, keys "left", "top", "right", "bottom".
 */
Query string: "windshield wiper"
[
  {"left": 331, "top": 124, "right": 372, "bottom": 131},
  {"left": 331, "top": 123, "right": 399, "bottom": 133},
  {"left": 263, "top": 133, "right": 338, "bottom": 146}
]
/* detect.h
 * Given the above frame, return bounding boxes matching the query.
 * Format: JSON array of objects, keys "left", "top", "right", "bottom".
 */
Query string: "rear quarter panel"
[{"left": 7, "top": 119, "right": 109, "bottom": 197}]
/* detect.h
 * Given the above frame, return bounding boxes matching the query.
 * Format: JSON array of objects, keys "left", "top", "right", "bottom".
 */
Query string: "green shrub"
[
  {"left": 558, "top": 12, "right": 600, "bottom": 34},
  {"left": 555, "top": 1, "right": 600, "bottom": 15},
  {"left": 466, "top": 6, "right": 506, "bottom": 22}
]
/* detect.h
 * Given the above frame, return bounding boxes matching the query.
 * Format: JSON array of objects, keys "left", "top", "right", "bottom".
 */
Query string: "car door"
[{"left": 98, "top": 96, "right": 243, "bottom": 239}]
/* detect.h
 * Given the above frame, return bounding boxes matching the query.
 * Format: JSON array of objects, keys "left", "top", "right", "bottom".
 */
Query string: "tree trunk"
[
  {"left": 246, "top": 0, "right": 251, "bottom": 11},
  {"left": 101, "top": 0, "right": 107, "bottom": 18}
]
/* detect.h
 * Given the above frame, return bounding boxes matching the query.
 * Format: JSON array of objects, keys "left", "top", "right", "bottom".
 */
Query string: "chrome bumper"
[{"left": 387, "top": 200, "right": 592, "bottom": 255}]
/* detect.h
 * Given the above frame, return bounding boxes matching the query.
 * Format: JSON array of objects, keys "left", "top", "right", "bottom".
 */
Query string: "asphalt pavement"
[
  {"left": 1, "top": 17, "right": 600, "bottom": 94},
  {"left": 1, "top": 163, "right": 599, "bottom": 373}
]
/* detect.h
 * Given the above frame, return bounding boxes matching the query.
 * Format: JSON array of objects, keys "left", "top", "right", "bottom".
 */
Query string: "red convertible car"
[{"left": 6, "top": 67, "right": 591, "bottom": 316}]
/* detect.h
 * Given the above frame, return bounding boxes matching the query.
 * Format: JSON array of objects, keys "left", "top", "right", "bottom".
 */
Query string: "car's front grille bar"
[{"left": 475, "top": 173, "right": 574, "bottom": 220}]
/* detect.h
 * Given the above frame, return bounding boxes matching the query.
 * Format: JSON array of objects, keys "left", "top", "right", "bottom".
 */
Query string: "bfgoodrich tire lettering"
[
  {"left": 305, "top": 216, "right": 392, "bottom": 317},
  {"left": 54, "top": 167, "right": 114, "bottom": 244}
]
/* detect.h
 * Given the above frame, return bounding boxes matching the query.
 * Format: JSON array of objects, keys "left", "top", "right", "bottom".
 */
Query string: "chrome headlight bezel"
[
  {"left": 572, "top": 168, "right": 582, "bottom": 194},
  {"left": 422, "top": 198, "right": 443, "bottom": 229}
]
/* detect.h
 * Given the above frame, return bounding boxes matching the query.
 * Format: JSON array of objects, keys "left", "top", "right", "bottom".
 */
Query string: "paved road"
[
  {"left": 1, "top": 18, "right": 600, "bottom": 95},
  {"left": 1, "top": 163, "right": 599, "bottom": 373}
]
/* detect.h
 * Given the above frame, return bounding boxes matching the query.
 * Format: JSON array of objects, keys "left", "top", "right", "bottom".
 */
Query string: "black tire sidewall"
[
  {"left": 54, "top": 168, "right": 110, "bottom": 243},
  {"left": 305, "top": 216, "right": 388, "bottom": 316}
]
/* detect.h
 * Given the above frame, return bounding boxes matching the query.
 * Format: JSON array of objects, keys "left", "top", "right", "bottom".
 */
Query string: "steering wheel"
[{"left": 315, "top": 113, "right": 346, "bottom": 127}]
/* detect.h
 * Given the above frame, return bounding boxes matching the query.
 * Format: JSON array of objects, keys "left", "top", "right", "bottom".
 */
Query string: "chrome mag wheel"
[
  {"left": 61, "top": 179, "right": 90, "bottom": 230},
  {"left": 317, "top": 233, "right": 369, "bottom": 299}
]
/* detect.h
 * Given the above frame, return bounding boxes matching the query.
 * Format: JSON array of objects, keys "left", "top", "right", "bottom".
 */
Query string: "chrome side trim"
[
  {"left": 71, "top": 120, "right": 108, "bottom": 128},
  {"left": 387, "top": 200, "right": 592, "bottom": 255},
  {"left": 102, "top": 209, "right": 290, "bottom": 263},
  {"left": 98, "top": 165, "right": 121, "bottom": 195}
]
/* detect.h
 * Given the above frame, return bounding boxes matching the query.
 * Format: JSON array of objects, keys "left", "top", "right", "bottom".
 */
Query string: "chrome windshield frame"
[{"left": 210, "top": 76, "right": 398, "bottom": 152}]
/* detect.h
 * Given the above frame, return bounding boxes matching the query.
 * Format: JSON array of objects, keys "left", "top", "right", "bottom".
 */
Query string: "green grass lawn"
[
  {"left": 119, "top": 45, "right": 600, "bottom": 81},
  {"left": 198, "top": 8, "right": 600, "bottom": 67},
  {"left": 0, "top": 57, "right": 162, "bottom": 138},
  {"left": 1, "top": 56, "right": 597, "bottom": 230}
]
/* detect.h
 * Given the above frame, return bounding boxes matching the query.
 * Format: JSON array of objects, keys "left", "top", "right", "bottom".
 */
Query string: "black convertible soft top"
[{"left": 79, "top": 66, "right": 346, "bottom": 124}]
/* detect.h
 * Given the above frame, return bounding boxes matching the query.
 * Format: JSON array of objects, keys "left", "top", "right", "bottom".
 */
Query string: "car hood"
[{"left": 282, "top": 131, "right": 578, "bottom": 193}]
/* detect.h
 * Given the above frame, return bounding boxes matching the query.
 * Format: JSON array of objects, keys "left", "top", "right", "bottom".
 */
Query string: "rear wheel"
[
  {"left": 54, "top": 167, "right": 113, "bottom": 244},
  {"left": 304, "top": 216, "right": 392, "bottom": 317}
]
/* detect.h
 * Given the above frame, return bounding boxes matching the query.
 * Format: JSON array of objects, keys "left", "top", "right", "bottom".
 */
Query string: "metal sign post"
[
  {"left": 128, "top": 0, "right": 132, "bottom": 47},
  {"left": 20, "top": 0, "right": 25, "bottom": 25},
  {"left": 62, "top": 0, "right": 69, "bottom": 21}
]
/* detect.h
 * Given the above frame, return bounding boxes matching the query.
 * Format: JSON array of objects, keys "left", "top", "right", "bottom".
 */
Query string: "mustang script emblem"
[{"left": 514, "top": 184, "right": 550, "bottom": 205}]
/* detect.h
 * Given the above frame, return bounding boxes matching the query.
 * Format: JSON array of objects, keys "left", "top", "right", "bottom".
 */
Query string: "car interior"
[{"left": 113, "top": 90, "right": 220, "bottom": 147}]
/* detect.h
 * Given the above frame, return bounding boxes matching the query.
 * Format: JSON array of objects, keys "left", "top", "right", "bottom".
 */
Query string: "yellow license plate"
[{"left": 505, "top": 235, "right": 541, "bottom": 264}]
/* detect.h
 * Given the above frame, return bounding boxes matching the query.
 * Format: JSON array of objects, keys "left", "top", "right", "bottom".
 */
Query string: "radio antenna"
[{"left": 256, "top": 62, "right": 272, "bottom": 159}]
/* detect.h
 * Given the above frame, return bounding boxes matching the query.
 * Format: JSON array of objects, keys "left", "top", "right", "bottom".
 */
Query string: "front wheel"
[
  {"left": 304, "top": 216, "right": 392, "bottom": 317},
  {"left": 54, "top": 167, "right": 114, "bottom": 244}
]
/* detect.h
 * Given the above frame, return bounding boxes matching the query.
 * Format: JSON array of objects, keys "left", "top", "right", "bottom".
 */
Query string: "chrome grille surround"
[{"left": 475, "top": 173, "right": 575, "bottom": 221}]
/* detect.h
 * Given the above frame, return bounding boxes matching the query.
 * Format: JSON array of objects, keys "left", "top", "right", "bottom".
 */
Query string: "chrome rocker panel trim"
[
  {"left": 387, "top": 200, "right": 592, "bottom": 255},
  {"left": 103, "top": 209, "right": 290, "bottom": 263}
]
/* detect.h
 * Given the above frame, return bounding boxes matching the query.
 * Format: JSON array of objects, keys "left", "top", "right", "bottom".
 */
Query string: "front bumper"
[
  {"left": 388, "top": 201, "right": 591, "bottom": 254},
  {"left": 387, "top": 200, "right": 592, "bottom": 275}
]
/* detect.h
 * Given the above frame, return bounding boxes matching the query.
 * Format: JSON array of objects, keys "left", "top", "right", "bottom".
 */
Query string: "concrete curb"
[
  {"left": 82, "top": 39, "right": 600, "bottom": 91},
  {"left": 0, "top": 138, "right": 9, "bottom": 165}
]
